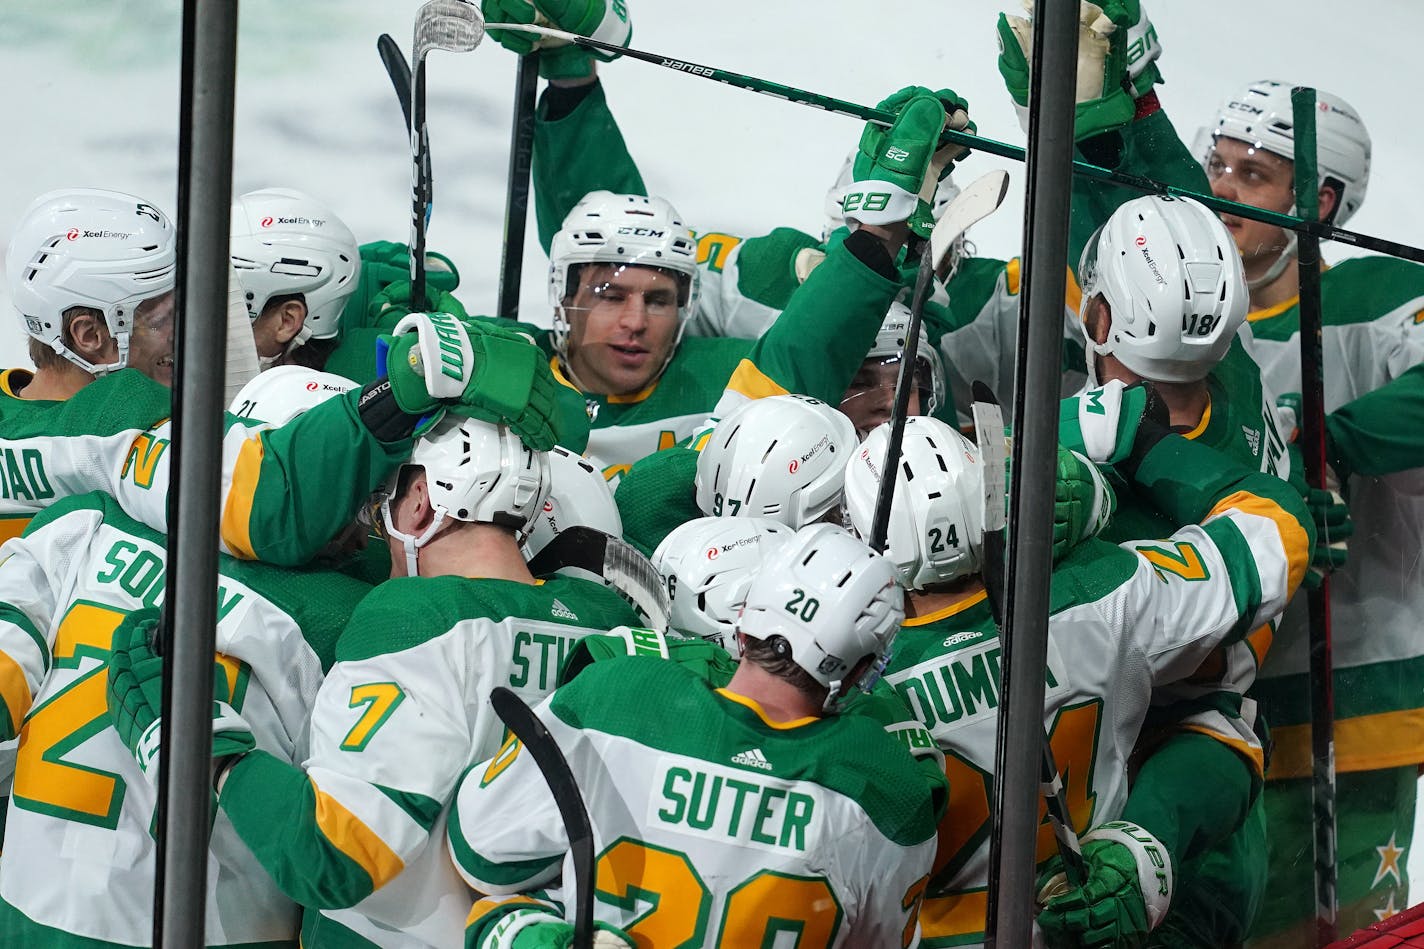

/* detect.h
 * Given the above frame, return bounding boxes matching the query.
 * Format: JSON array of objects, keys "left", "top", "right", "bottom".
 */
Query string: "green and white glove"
[
  {"left": 105, "top": 607, "right": 255, "bottom": 787},
  {"left": 476, "top": 907, "right": 634, "bottom": 949},
  {"left": 842, "top": 89, "right": 953, "bottom": 239},
  {"left": 483, "top": 0, "right": 632, "bottom": 81},
  {"left": 1036, "top": 820, "right": 1174, "bottom": 949},
  {"left": 1304, "top": 486, "right": 1352, "bottom": 589},
  {"left": 998, "top": 0, "right": 1162, "bottom": 143},
  {"left": 368, "top": 279, "right": 473, "bottom": 332},
  {"left": 1053, "top": 446, "right": 1116, "bottom": 561},
  {"left": 379, "top": 312, "right": 560, "bottom": 450},
  {"left": 1058, "top": 380, "right": 1166, "bottom": 468}
]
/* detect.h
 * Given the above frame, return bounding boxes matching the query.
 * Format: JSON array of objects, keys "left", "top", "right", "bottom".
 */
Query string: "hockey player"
[
  {"left": 1196, "top": 81, "right": 1424, "bottom": 939},
  {"left": 1, "top": 189, "right": 565, "bottom": 564},
  {"left": 134, "top": 415, "right": 642, "bottom": 948},
  {"left": 615, "top": 393, "right": 857, "bottom": 556},
  {"left": 448, "top": 522, "right": 947, "bottom": 947},
  {"left": 229, "top": 187, "right": 360, "bottom": 371},
  {"left": 842, "top": 411, "right": 1313, "bottom": 949},
  {"left": 0, "top": 369, "right": 375, "bottom": 946}
]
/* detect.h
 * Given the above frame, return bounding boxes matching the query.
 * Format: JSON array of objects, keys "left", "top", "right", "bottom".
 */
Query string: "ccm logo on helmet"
[{"left": 616, "top": 226, "right": 666, "bottom": 238}]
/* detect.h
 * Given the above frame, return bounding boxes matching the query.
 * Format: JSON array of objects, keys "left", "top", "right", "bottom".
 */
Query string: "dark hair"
[
  {"left": 741, "top": 634, "right": 828, "bottom": 706},
  {"left": 285, "top": 334, "right": 338, "bottom": 371}
]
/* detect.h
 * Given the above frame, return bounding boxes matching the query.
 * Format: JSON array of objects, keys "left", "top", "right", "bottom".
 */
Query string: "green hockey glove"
[
  {"left": 343, "top": 243, "right": 460, "bottom": 334},
  {"left": 380, "top": 313, "right": 559, "bottom": 449},
  {"left": 483, "top": 0, "right": 632, "bottom": 81},
  {"left": 843, "top": 90, "right": 949, "bottom": 239},
  {"left": 509, "top": 920, "right": 634, "bottom": 949},
  {"left": 1058, "top": 380, "right": 1167, "bottom": 468},
  {"left": 1303, "top": 486, "right": 1352, "bottom": 589},
  {"left": 1053, "top": 446, "right": 1116, "bottom": 561},
  {"left": 1036, "top": 820, "right": 1174, "bottom": 949},
  {"left": 368, "top": 278, "right": 473, "bottom": 332},
  {"left": 998, "top": 0, "right": 1160, "bottom": 142},
  {"left": 106, "top": 607, "right": 255, "bottom": 786}
]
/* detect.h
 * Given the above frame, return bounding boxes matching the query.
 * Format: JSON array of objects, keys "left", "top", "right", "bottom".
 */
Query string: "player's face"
[
  {"left": 840, "top": 356, "right": 924, "bottom": 437},
  {"left": 1204, "top": 137, "right": 1296, "bottom": 279},
  {"left": 563, "top": 264, "right": 683, "bottom": 396},
  {"left": 127, "top": 291, "right": 176, "bottom": 386}
]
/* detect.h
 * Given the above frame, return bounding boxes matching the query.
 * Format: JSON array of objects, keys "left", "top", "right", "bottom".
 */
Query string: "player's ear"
[
  {"left": 274, "top": 298, "right": 307, "bottom": 346},
  {"left": 393, "top": 471, "right": 437, "bottom": 536},
  {"left": 1317, "top": 183, "right": 1340, "bottom": 225},
  {"left": 64, "top": 307, "right": 113, "bottom": 363},
  {"left": 1086, "top": 295, "right": 1112, "bottom": 345}
]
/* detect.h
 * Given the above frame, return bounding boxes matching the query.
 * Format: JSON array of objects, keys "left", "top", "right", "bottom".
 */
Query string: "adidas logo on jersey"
[
  {"left": 551, "top": 599, "right": 578, "bottom": 621},
  {"left": 731, "top": 748, "right": 773, "bottom": 771},
  {"left": 1241, "top": 425, "right": 1261, "bottom": 457}
]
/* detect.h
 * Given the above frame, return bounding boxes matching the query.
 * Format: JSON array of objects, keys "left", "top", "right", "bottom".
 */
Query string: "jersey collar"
[{"left": 0, "top": 368, "right": 35, "bottom": 399}]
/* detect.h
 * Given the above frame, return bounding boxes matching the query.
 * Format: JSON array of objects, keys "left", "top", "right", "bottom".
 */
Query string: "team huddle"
[{"left": 0, "top": 0, "right": 1420, "bottom": 947}]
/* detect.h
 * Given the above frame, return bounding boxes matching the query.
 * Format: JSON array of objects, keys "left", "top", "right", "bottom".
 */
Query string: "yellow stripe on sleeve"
[
  {"left": 722, "top": 359, "right": 790, "bottom": 402},
  {"left": 219, "top": 434, "right": 266, "bottom": 560},
  {"left": 0, "top": 651, "right": 33, "bottom": 737},
  {"left": 311, "top": 782, "right": 406, "bottom": 889},
  {"left": 1207, "top": 490, "right": 1311, "bottom": 598},
  {"left": 919, "top": 889, "right": 987, "bottom": 942},
  {"left": 0, "top": 516, "right": 30, "bottom": 546}
]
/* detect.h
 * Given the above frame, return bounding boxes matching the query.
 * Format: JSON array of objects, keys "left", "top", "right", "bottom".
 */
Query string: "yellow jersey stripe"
[
  {"left": 723, "top": 359, "right": 790, "bottom": 402},
  {"left": 715, "top": 688, "right": 817, "bottom": 730},
  {"left": 466, "top": 894, "right": 543, "bottom": 927},
  {"left": 1180, "top": 723, "right": 1266, "bottom": 779},
  {"left": 311, "top": 782, "right": 406, "bottom": 889},
  {"left": 220, "top": 434, "right": 265, "bottom": 561},
  {"left": 1207, "top": 490, "right": 1311, "bottom": 597},
  {"left": 0, "top": 651, "right": 32, "bottom": 737},
  {"left": 1268, "top": 708, "right": 1424, "bottom": 778},
  {"left": 919, "top": 888, "right": 987, "bottom": 941},
  {"left": 0, "top": 516, "right": 31, "bottom": 546},
  {"left": 903, "top": 588, "right": 988, "bottom": 627}
]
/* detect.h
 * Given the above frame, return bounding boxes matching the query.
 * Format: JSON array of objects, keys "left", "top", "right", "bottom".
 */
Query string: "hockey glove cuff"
[
  {"left": 1036, "top": 820, "right": 1174, "bottom": 948},
  {"left": 1053, "top": 447, "right": 1116, "bottom": 561},
  {"left": 1059, "top": 379, "right": 1167, "bottom": 468},
  {"left": 843, "top": 92, "right": 949, "bottom": 239}
]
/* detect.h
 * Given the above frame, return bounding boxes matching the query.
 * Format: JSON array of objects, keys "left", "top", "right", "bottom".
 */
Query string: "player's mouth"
[{"left": 608, "top": 342, "right": 650, "bottom": 367}]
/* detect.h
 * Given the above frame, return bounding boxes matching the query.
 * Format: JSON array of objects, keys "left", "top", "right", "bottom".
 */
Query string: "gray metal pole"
[
  {"left": 155, "top": 1, "right": 239, "bottom": 945},
  {"left": 984, "top": 1, "right": 1080, "bottom": 945}
]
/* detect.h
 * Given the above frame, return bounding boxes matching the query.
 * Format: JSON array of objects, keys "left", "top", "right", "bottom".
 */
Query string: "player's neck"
[
  {"left": 417, "top": 523, "right": 536, "bottom": 584},
  {"left": 1154, "top": 380, "right": 1210, "bottom": 431},
  {"left": 726, "top": 662, "right": 823, "bottom": 723},
  {"left": 1246, "top": 252, "right": 1301, "bottom": 311},
  {"left": 907, "top": 576, "right": 985, "bottom": 618},
  {"left": 19, "top": 364, "right": 94, "bottom": 401}
]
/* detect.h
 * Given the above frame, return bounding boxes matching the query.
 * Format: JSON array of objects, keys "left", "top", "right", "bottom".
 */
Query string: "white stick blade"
[
  {"left": 931, "top": 169, "right": 1010, "bottom": 267},
  {"left": 414, "top": 0, "right": 485, "bottom": 58},
  {"left": 971, "top": 389, "right": 1008, "bottom": 534}
]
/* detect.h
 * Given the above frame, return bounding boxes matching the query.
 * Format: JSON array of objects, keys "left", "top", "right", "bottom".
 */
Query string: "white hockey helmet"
[
  {"left": 860, "top": 301, "right": 947, "bottom": 415},
  {"left": 651, "top": 515, "right": 793, "bottom": 653},
  {"left": 380, "top": 416, "right": 550, "bottom": 577},
  {"left": 1200, "top": 80, "right": 1371, "bottom": 225},
  {"left": 227, "top": 365, "right": 357, "bottom": 425},
  {"left": 7, "top": 188, "right": 176, "bottom": 374},
  {"left": 522, "top": 445, "right": 623, "bottom": 563},
  {"left": 737, "top": 523, "right": 905, "bottom": 712},
  {"left": 1077, "top": 195, "right": 1247, "bottom": 384},
  {"left": 229, "top": 188, "right": 360, "bottom": 345},
  {"left": 694, "top": 394, "right": 858, "bottom": 528},
  {"left": 548, "top": 190, "right": 701, "bottom": 361},
  {"left": 844, "top": 416, "right": 985, "bottom": 592}
]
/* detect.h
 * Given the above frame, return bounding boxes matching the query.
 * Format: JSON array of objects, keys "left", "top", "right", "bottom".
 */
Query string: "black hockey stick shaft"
[
  {"left": 377, "top": 34, "right": 413, "bottom": 133},
  {"left": 971, "top": 383, "right": 1088, "bottom": 894},
  {"left": 409, "top": 53, "right": 433, "bottom": 311},
  {"left": 1292, "top": 87, "right": 1338, "bottom": 949},
  {"left": 866, "top": 240, "right": 935, "bottom": 553},
  {"left": 489, "top": 687, "right": 595, "bottom": 948},
  {"left": 497, "top": 53, "right": 540, "bottom": 320},
  {"left": 484, "top": 22, "right": 1424, "bottom": 264}
]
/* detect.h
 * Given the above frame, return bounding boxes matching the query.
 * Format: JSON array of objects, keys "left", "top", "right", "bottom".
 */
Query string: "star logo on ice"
[
  {"left": 731, "top": 748, "right": 773, "bottom": 771},
  {"left": 1372, "top": 832, "right": 1406, "bottom": 888},
  {"left": 551, "top": 599, "right": 578, "bottom": 621},
  {"left": 1373, "top": 889, "right": 1401, "bottom": 922}
]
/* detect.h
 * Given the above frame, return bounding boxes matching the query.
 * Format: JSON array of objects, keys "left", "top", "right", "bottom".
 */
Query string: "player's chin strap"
[
  {"left": 379, "top": 497, "right": 449, "bottom": 578},
  {"left": 1247, "top": 230, "right": 1298, "bottom": 291}
]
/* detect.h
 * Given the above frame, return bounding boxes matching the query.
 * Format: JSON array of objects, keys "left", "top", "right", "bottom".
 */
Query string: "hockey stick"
[
  {"left": 489, "top": 687, "right": 595, "bottom": 949},
  {"left": 496, "top": 53, "right": 540, "bottom": 320},
  {"left": 482, "top": 21, "right": 1424, "bottom": 264},
  {"left": 867, "top": 170, "right": 1010, "bottom": 552},
  {"left": 1292, "top": 86, "right": 1339, "bottom": 949},
  {"left": 376, "top": 33, "right": 413, "bottom": 133},
  {"left": 527, "top": 525, "right": 671, "bottom": 631},
  {"left": 410, "top": 0, "right": 486, "bottom": 310},
  {"left": 971, "top": 382, "right": 1088, "bottom": 894}
]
